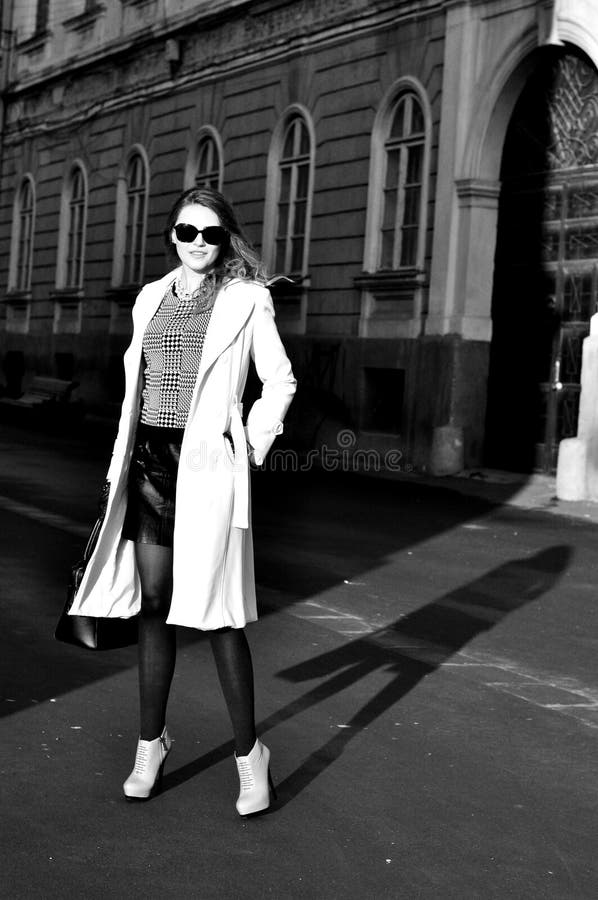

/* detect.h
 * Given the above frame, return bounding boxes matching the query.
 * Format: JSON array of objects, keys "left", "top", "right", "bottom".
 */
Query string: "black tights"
[{"left": 135, "top": 542, "right": 257, "bottom": 756}]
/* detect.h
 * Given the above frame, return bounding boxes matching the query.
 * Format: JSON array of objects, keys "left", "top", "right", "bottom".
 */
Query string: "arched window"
[
  {"left": 195, "top": 133, "right": 221, "bottom": 188},
  {"left": 9, "top": 176, "right": 35, "bottom": 292},
  {"left": 262, "top": 107, "right": 315, "bottom": 334},
  {"left": 360, "top": 81, "right": 431, "bottom": 337},
  {"left": 67, "top": 166, "right": 86, "bottom": 286},
  {"left": 112, "top": 146, "right": 150, "bottom": 287},
  {"left": 274, "top": 114, "right": 313, "bottom": 276},
  {"left": 57, "top": 163, "right": 88, "bottom": 289},
  {"left": 124, "top": 151, "right": 148, "bottom": 284},
  {"left": 380, "top": 91, "right": 426, "bottom": 269},
  {"left": 184, "top": 128, "right": 223, "bottom": 191}
]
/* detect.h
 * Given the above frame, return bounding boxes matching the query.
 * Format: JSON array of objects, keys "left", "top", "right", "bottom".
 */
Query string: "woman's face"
[{"left": 172, "top": 203, "right": 223, "bottom": 275}]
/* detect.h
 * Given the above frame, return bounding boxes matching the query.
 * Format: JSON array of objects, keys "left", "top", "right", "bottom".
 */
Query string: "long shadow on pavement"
[
  {"left": 1, "top": 467, "right": 517, "bottom": 718},
  {"left": 161, "top": 545, "right": 571, "bottom": 802}
]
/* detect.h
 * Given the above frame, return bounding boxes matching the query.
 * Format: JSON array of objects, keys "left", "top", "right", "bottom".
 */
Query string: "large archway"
[{"left": 484, "top": 46, "right": 598, "bottom": 473}]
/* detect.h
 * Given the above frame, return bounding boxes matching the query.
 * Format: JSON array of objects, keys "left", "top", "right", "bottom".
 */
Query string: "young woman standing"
[{"left": 69, "top": 187, "right": 296, "bottom": 815}]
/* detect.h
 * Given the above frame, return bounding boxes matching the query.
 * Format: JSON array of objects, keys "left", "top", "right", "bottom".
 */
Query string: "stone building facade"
[{"left": 0, "top": 0, "right": 597, "bottom": 474}]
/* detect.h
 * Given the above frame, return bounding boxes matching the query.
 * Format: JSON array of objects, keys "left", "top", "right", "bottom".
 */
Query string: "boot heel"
[
  {"left": 123, "top": 727, "right": 172, "bottom": 802},
  {"left": 268, "top": 769, "right": 278, "bottom": 801},
  {"left": 235, "top": 739, "right": 274, "bottom": 815},
  {"left": 153, "top": 761, "right": 166, "bottom": 795}
]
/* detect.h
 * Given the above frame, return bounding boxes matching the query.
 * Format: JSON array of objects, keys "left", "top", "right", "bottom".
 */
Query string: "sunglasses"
[{"left": 174, "top": 223, "right": 228, "bottom": 245}]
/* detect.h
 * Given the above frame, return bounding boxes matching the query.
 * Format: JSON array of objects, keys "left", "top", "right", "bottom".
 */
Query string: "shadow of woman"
[
  {"left": 162, "top": 545, "right": 572, "bottom": 802},
  {"left": 271, "top": 544, "right": 572, "bottom": 803}
]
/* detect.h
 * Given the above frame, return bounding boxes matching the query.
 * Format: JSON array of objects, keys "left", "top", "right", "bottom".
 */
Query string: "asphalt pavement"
[{"left": 0, "top": 422, "right": 597, "bottom": 899}]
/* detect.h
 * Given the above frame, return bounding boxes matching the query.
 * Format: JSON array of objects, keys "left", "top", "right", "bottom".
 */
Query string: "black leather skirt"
[{"left": 122, "top": 422, "right": 185, "bottom": 548}]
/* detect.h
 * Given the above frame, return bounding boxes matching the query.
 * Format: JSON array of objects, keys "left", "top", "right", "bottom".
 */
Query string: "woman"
[{"left": 69, "top": 187, "right": 296, "bottom": 815}]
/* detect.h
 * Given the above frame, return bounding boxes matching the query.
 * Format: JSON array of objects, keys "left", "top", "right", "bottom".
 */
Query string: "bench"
[{"left": 0, "top": 376, "right": 78, "bottom": 409}]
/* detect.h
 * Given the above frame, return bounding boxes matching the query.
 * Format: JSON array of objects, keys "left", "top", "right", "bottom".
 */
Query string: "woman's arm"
[
  {"left": 245, "top": 289, "right": 297, "bottom": 465},
  {"left": 105, "top": 286, "right": 148, "bottom": 483}
]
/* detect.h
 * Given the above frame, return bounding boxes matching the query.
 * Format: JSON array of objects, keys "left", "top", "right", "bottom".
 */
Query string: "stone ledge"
[{"left": 63, "top": 3, "right": 107, "bottom": 34}]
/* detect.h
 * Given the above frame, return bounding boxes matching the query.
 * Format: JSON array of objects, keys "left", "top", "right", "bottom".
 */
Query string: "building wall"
[{"left": 1, "top": 0, "right": 596, "bottom": 471}]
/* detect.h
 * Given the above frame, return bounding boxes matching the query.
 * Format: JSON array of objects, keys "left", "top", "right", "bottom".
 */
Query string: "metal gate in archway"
[{"left": 485, "top": 48, "right": 598, "bottom": 474}]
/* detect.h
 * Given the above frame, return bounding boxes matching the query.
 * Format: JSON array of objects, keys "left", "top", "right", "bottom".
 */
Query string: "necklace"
[{"left": 174, "top": 272, "right": 216, "bottom": 312}]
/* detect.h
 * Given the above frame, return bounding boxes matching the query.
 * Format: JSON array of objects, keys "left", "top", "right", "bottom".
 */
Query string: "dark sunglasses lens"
[
  {"left": 174, "top": 224, "right": 227, "bottom": 245},
  {"left": 174, "top": 224, "right": 199, "bottom": 242},
  {"left": 202, "top": 226, "right": 227, "bottom": 245}
]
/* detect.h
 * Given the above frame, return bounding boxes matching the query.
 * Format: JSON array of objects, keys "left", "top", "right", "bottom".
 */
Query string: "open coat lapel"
[
  {"left": 134, "top": 269, "right": 178, "bottom": 334},
  {"left": 193, "top": 279, "right": 255, "bottom": 390},
  {"left": 136, "top": 272, "right": 255, "bottom": 394},
  {"left": 129, "top": 273, "right": 255, "bottom": 425}
]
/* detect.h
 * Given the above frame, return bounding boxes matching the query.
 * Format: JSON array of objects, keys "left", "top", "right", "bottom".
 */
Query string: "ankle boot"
[
  {"left": 234, "top": 739, "right": 276, "bottom": 816},
  {"left": 123, "top": 727, "right": 172, "bottom": 801}
]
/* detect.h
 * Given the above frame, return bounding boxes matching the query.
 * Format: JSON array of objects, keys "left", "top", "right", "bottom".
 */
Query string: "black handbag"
[{"left": 55, "top": 488, "right": 139, "bottom": 650}]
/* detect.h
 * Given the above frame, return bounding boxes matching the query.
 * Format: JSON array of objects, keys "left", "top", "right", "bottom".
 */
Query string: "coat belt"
[{"left": 229, "top": 398, "right": 249, "bottom": 529}]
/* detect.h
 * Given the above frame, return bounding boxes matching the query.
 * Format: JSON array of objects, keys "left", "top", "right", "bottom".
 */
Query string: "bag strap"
[
  {"left": 82, "top": 517, "right": 103, "bottom": 562},
  {"left": 82, "top": 480, "right": 111, "bottom": 561}
]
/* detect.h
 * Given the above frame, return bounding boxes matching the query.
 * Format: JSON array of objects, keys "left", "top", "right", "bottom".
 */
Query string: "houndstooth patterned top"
[{"left": 139, "top": 279, "right": 216, "bottom": 428}]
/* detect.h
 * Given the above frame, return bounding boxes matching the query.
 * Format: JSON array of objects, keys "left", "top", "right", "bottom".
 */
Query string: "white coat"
[{"left": 69, "top": 268, "right": 296, "bottom": 630}]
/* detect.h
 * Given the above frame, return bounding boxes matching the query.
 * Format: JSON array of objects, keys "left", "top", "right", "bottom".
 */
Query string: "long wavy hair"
[{"left": 164, "top": 187, "right": 269, "bottom": 285}]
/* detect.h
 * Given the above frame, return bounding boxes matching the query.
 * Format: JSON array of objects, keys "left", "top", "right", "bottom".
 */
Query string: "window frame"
[
  {"left": 380, "top": 92, "right": 427, "bottom": 270},
  {"left": 363, "top": 78, "right": 431, "bottom": 276},
  {"left": 56, "top": 161, "right": 89, "bottom": 291},
  {"left": 262, "top": 105, "right": 315, "bottom": 335},
  {"left": 112, "top": 145, "right": 150, "bottom": 288},
  {"left": 358, "top": 78, "right": 432, "bottom": 338},
  {"left": 8, "top": 174, "right": 36, "bottom": 294},
  {"left": 263, "top": 106, "right": 315, "bottom": 280},
  {"left": 183, "top": 126, "right": 224, "bottom": 191},
  {"left": 274, "top": 115, "right": 313, "bottom": 276}
]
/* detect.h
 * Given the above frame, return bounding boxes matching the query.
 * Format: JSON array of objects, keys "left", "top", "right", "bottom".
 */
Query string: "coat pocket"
[{"left": 223, "top": 431, "right": 235, "bottom": 465}]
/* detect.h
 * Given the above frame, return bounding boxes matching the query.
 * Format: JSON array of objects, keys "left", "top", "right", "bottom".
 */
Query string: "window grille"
[
  {"left": 195, "top": 134, "right": 221, "bottom": 189},
  {"left": 380, "top": 93, "right": 425, "bottom": 270},
  {"left": 275, "top": 115, "right": 312, "bottom": 276},
  {"left": 15, "top": 178, "right": 34, "bottom": 291},
  {"left": 65, "top": 166, "right": 86, "bottom": 288},
  {"left": 123, "top": 152, "right": 147, "bottom": 284}
]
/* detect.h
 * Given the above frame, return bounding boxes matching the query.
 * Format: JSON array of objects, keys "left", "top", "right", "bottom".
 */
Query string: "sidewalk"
[
  {"left": 2, "top": 421, "right": 598, "bottom": 899},
  {"left": 76, "top": 413, "right": 598, "bottom": 525},
  {"left": 399, "top": 466, "right": 598, "bottom": 524},
  {"left": 4, "top": 414, "right": 598, "bottom": 525}
]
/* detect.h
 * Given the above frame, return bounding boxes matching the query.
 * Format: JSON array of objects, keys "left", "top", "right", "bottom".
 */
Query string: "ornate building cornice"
[{"left": 3, "top": 0, "right": 445, "bottom": 142}]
